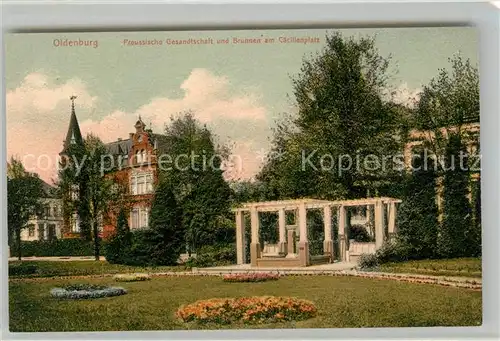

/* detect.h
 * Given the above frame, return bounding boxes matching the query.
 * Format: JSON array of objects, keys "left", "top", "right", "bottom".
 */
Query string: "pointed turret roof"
[{"left": 62, "top": 96, "right": 84, "bottom": 152}]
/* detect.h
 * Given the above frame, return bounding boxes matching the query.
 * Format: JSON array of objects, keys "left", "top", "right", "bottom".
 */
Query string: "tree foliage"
[
  {"left": 159, "top": 111, "right": 234, "bottom": 253},
  {"left": 414, "top": 54, "right": 480, "bottom": 167},
  {"left": 438, "top": 134, "right": 474, "bottom": 258},
  {"left": 258, "top": 32, "right": 405, "bottom": 201},
  {"left": 7, "top": 157, "right": 45, "bottom": 260},
  {"left": 57, "top": 134, "right": 125, "bottom": 260},
  {"left": 146, "top": 178, "right": 185, "bottom": 265},
  {"left": 413, "top": 55, "right": 481, "bottom": 259},
  {"left": 104, "top": 207, "right": 131, "bottom": 264},
  {"left": 395, "top": 151, "right": 439, "bottom": 260}
]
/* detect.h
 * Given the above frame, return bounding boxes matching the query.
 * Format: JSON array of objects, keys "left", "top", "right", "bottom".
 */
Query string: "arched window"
[
  {"left": 136, "top": 150, "right": 141, "bottom": 163},
  {"left": 141, "top": 149, "right": 147, "bottom": 164}
]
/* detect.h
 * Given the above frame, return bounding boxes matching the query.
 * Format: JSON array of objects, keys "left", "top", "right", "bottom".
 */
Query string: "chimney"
[
  {"left": 118, "top": 138, "right": 122, "bottom": 141},
  {"left": 129, "top": 133, "right": 134, "bottom": 139}
]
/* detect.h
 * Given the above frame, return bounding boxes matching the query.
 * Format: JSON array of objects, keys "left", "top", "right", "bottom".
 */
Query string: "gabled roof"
[
  {"left": 105, "top": 138, "right": 133, "bottom": 156},
  {"left": 104, "top": 133, "right": 170, "bottom": 156}
]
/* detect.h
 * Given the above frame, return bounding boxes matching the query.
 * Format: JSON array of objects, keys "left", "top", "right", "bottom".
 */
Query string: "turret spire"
[
  {"left": 70, "top": 95, "right": 77, "bottom": 114},
  {"left": 61, "top": 95, "right": 84, "bottom": 153}
]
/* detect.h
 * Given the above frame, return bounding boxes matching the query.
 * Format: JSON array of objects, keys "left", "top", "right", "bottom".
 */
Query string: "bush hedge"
[
  {"left": 10, "top": 239, "right": 94, "bottom": 258},
  {"left": 184, "top": 244, "right": 236, "bottom": 268},
  {"left": 8, "top": 262, "right": 38, "bottom": 276},
  {"left": 357, "top": 253, "right": 379, "bottom": 270}
]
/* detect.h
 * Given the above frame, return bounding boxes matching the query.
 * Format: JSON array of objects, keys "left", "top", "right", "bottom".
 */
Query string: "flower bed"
[
  {"left": 223, "top": 272, "right": 279, "bottom": 282},
  {"left": 50, "top": 283, "right": 127, "bottom": 299},
  {"left": 114, "top": 273, "right": 151, "bottom": 282},
  {"left": 176, "top": 296, "right": 316, "bottom": 324}
]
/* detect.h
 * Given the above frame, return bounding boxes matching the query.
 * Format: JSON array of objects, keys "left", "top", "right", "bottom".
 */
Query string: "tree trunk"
[
  {"left": 16, "top": 227, "right": 22, "bottom": 261},
  {"left": 92, "top": 217, "right": 100, "bottom": 261}
]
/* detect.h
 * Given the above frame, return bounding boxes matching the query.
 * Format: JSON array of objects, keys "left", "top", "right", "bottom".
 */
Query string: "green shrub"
[
  {"left": 375, "top": 241, "right": 410, "bottom": 264},
  {"left": 185, "top": 244, "right": 236, "bottom": 268},
  {"left": 349, "top": 225, "right": 373, "bottom": 242},
  {"left": 10, "top": 239, "right": 94, "bottom": 258},
  {"left": 116, "top": 229, "right": 156, "bottom": 267},
  {"left": 357, "top": 253, "right": 379, "bottom": 270},
  {"left": 9, "top": 262, "right": 38, "bottom": 276}
]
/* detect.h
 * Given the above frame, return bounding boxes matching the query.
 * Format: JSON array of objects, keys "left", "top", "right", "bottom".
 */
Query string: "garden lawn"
[
  {"left": 9, "top": 275, "right": 481, "bottom": 331},
  {"left": 8, "top": 261, "right": 186, "bottom": 278},
  {"left": 379, "top": 258, "right": 481, "bottom": 278}
]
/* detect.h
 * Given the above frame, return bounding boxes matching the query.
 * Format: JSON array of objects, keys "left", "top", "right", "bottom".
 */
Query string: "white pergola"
[{"left": 232, "top": 197, "right": 401, "bottom": 267}]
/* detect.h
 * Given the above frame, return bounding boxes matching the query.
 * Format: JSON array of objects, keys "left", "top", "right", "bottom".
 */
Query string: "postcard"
[{"left": 6, "top": 27, "right": 481, "bottom": 332}]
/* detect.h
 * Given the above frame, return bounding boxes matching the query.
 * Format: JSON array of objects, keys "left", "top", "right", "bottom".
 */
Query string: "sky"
[{"left": 5, "top": 27, "right": 478, "bottom": 184}]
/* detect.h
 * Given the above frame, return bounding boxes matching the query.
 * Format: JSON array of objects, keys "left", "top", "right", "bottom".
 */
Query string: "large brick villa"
[{"left": 59, "top": 97, "right": 168, "bottom": 239}]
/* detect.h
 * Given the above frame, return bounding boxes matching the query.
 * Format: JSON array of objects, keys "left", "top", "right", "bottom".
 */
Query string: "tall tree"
[
  {"left": 258, "top": 32, "right": 404, "bottom": 201},
  {"left": 414, "top": 54, "right": 479, "bottom": 166},
  {"left": 159, "top": 111, "right": 233, "bottom": 254},
  {"left": 147, "top": 177, "right": 185, "bottom": 265},
  {"left": 80, "top": 134, "right": 123, "bottom": 261},
  {"left": 7, "top": 157, "right": 44, "bottom": 260},
  {"left": 438, "top": 133, "right": 473, "bottom": 258},
  {"left": 415, "top": 54, "right": 480, "bottom": 258},
  {"left": 396, "top": 151, "right": 439, "bottom": 259},
  {"left": 56, "top": 135, "right": 92, "bottom": 241}
]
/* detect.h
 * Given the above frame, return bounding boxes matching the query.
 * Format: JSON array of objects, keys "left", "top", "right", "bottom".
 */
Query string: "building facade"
[
  {"left": 21, "top": 181, "right": 64, "bottom": 241},
  {"left": 60, "top": 98, "right": 168, "bottom": 239}
]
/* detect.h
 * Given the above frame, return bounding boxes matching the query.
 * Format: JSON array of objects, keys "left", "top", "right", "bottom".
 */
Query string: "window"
[
  {"left": 146, "top": 173, "right": 153, "bottom": 193},
  {"left": 131, "top": 209, "right": 139, "bottom": 229},
  {"left": 71, "top": 185, "right": 79, "bottom": 201},
  {"left": 28, "top": 224, "right": 35, "bottom": 237},
  {"left": 44, "top": 205, "right": 50, "bottom": 217},
  {"left": 38, "top": 224, "right": 45, "bottom": 240},
  {"left": 140, "top": 208, "right": 149, "bottom": 228},
  {"left": 130, "top": 207, "right": 150, "bottom": 229},
  {"left": 130, "top": 172, "right": 154, "bottom": 195},
  {"left": 71, "top": 213, "right": 80, "bottom": 233}
]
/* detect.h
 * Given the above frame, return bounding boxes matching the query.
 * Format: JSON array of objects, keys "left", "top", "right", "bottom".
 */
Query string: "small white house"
[{"left": 20, "top": 181, "right": 63, "bottom": 241}]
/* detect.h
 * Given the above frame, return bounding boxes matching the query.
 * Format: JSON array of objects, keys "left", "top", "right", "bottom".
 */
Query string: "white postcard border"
[{"left": 1, "top": 1, "right": 498, "bottom": 340}]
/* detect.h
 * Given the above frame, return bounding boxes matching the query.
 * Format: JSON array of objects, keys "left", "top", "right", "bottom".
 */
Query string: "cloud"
[
  {"left": 7, "top": 69, "right": 270, "bottom": 183},
  {"left": 6, "top": 73, "right": 98, "bottom": 184},
  {"left": 387, "top": 82, "right": 422, "bottom": 109}
]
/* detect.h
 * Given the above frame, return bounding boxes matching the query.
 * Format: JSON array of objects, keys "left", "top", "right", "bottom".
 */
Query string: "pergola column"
[
  {"left": 387, "top": 202, "right": 397, "bottom": 241},
  {"left": 297, "top": 202, "right": 309, "bottom": 266},
  {"left": 278, "top": 208, "right": 287, "bottom": 255},
  {"left": 235, "top": 210, "right": 247, "bottom": 265},
  {"left": 337, "top": 205, "right": 346, "bottom": 261},
  {"left": 323, "top": 205, "right": 334, "bottom": 262},
  {"left": 249, "top": 207, "right": 260, "bottom": 266},
  {"left": 366, "top": 204, "right": 374, "bottom": 238},
  {"left": 374, "top": 199, "right": 385, "bottom": 249}
]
